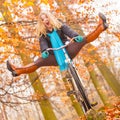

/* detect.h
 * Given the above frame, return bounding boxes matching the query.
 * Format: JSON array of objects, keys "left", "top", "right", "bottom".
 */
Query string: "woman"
[{"left": 7, "top": 11, "right": 108, "bottom": 77}]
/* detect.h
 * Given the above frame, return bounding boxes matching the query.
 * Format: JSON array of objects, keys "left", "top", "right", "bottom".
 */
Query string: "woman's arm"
[
  {"left": 61, "top": 24, "right": 79, "bottom": 38},
  {"left": 39, "top": 36, "right": 50, "bottom": 58},
  {"left": 39, "top": 36, "right": 49, "bottom": 52},
  {"left": 61, "top": 24, "right": 84, "bottom": 42}
]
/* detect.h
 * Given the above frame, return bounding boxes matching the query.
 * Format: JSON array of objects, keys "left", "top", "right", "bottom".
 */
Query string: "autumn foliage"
[{"left": 0, "top": 0, "right": 120, "bottom": 120}]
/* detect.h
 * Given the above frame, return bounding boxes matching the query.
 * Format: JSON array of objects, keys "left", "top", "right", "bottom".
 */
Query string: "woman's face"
[{"left": 40, "top": 14, "right": 51, "bottom": 28}]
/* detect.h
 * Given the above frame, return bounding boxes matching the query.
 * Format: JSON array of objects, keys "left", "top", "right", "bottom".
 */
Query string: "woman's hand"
[
  {"left": 42, "top": 51, "right": 49, "bottom": 58},
  {"left": 74, "top": 36, "right": 83, "bottom": 42}
]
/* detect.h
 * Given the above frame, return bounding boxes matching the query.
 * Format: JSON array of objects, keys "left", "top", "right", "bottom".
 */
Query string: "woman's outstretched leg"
[
  {"left": 7, "top": 55, "right": 57, "bottom": 77},
  {"left": 67, "top": 12, "right": 108, "bottom": 59},
  {"left": 85, "top": 13, "right": 108, "bottom": 43},
  {"left": 7, "top": 13, "right": 108, "bottom": 77}
]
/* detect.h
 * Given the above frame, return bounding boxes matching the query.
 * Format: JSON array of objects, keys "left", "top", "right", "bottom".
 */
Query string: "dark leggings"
[{"left": 35, "top": 39, "right": 87, "bottom": 67}]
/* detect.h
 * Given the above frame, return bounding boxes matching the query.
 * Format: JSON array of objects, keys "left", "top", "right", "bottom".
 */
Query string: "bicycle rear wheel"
[{"left": 68, "top": 63, "right": 92, "bottom": 113}]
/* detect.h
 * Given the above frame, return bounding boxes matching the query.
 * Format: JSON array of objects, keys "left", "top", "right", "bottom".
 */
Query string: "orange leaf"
[{"left": 41, "top": 0, "right": 48, "bottom": 5}]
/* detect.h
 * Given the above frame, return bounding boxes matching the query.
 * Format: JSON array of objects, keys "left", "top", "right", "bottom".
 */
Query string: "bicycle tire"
[{"left": 68, "top": 63, "right": 92, "bottom": 112}]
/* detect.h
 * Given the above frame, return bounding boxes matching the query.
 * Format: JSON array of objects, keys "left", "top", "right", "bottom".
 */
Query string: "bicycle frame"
[
  {"left": 62, "top": 46, "right": 92, "bottom": 113},
  {"left": 46, "top": 38, "right": 92, "bottom": 114}
]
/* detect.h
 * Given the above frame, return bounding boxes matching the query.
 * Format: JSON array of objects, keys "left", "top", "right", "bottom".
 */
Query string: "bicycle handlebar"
[{"left": 46, "top": 37, "right": 77, "bottom": 51}]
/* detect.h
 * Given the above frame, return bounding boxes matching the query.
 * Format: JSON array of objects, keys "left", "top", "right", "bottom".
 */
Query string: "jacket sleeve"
[
  {"left": 61, "top": 24, "right": 79, "bottom": 38},
  {"left": 39, "top": 36, "right": 49, "bottom": 53}
]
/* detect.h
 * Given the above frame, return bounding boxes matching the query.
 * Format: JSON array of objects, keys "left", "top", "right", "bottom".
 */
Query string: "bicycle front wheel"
[{"left": 68, "top": 64, "right": 92, "bottom": 113}]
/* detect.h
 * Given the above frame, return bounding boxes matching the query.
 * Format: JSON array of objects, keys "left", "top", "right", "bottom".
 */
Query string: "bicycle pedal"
[
  {"left": 91, "top": 101, "right": 98, "bottom": 107},
  {"left": 67, "top": 78, "right": 72, "bottom": 82},
  {"left": 67, "top": 90, "right": 75, "bottom": 96}
]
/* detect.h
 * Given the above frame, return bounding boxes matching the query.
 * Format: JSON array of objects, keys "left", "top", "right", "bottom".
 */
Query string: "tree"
[{"left": 0, "top": 0, "right": 57, "bottom": 120}]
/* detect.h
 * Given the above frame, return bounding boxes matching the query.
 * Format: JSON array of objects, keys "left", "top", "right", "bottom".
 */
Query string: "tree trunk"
[
  {"left": 0, "top": 2, "right": 57, "bottom": 120},
  {"left": 55, "top": 0, "right": 120, "bottom": 108},
  {"left": 85, "top": 44, "right": 120, "bottom": 96}
]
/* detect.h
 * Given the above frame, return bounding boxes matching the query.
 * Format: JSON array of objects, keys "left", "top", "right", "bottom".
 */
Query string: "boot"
[
  {"left": 85, "top": 12, "right": 108, "bottom": 43},
  {"left": 98, "top": 12, "right": 108, "bottom": 29},
  {"left": 7, "top": 61, "right": 38, "bottom": 77}
]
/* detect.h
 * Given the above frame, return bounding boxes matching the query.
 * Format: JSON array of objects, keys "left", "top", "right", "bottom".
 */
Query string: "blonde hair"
[{"left": 36, "top": 11, "right": 62, "bottom": 37}]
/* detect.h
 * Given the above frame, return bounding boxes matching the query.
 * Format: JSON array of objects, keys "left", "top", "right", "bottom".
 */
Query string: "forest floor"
[{"left": 79, "top": 100, "right": 120, "bottom": 120}]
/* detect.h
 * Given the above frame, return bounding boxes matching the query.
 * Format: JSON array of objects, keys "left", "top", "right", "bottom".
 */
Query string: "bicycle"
[{"left": 46, "top": 37, "right": 94, "bottom": 115}]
